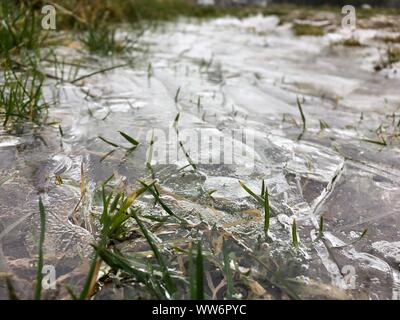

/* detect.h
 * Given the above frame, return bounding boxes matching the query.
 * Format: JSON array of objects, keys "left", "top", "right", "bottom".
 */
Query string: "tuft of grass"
[
  {"left": 387, "top": 46, "right": 400, "bottom": 65},
  {"left": 0, "top": 69, "right": 48, "bottom": 132},
  {"left": 239, "top": 180, "right": 271, "bottom": 234},
  {"left": 78, "top": 180, "right": 168, "bottom": 299},
  {"left": 94, "top": 245, "right": 164, "bottom": 298},
  {"left": 293, "top": 23, "right": 325, "bottom": 37},
  {"left": 378, "top": 35, "right": 400, "bottom": 44},
  {"left": 81, "top": 24, "right": 128, "bottom": 55},
  {"left": 341, "top": 37, "right": 363, "bottom": 47},
  {"left": 0, "top": 2, "right": 42, "bottom": 57}
]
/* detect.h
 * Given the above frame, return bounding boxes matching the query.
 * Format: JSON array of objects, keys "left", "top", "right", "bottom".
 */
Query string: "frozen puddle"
[{"left": 1, "top": 15, "right": 400, "bottom": 299}]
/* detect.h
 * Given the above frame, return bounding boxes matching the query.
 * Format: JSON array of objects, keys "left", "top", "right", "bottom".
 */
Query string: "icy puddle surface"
[{"left": 1, "top": 15, "right": 400, "bottom": 299}]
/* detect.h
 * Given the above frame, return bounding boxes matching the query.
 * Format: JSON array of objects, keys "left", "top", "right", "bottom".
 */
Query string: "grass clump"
[
  {"left": 378, "top": 35, "right": 400, "bottom": 44},
  {"left": 292, "top": 23, "right": 325, "bottom": 37},
  {"left": 0, "top": 1, "right": 43, "bottom": 58},
  {"left": 81, "top": 27, "right": 126, "bottom": 55},
  {"left": 375, "top": 46, "right": 400, "bottom": 71},
  {"left": 386, "top": 46, "right": 400, "bottom": 64},
  {"left": 239, "top": 180, "right": 271, "bottom": 234},
  {"left": 341, "top": 37, "right": 363, "bottom": 47}
]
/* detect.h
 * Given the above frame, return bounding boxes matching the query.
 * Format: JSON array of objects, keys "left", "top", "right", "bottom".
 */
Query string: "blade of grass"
[
  {"left": 98, "top": 136, "right": 120, "bottom": 148},
  {"left": 196, "top": 241, "right": 204, "bottom": 300},
  {"left": 332, "top": 228, "right": 368, "bottom": 249},
  {"left": 34, "top": 196, "right": 45, "bottom": 300},
  {"left": 239, "top": 180, "right": 263, "bottom": 204},
  {"left": 118, "top": 131, "right": 139, "bottom": 147},
  {"left": 93, "top": 245, "right": 163, "bottom": 299},
  {"left": 263, "top": 183, "right": 270, "bottom": 233},
  {"left": 297, "top": 96, "right": 306, "bottom": 132},
  {"left": 79, "top": 253, "right": 100, "bottom": 300},
  {"left": 292, "top": 219, "right": 299, "bottom": 249},
  {"left": 175, "top": 87, "right": 181, "bottom": 104}
]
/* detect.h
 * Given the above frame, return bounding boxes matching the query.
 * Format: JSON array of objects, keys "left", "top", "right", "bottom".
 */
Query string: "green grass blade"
[
  {"left": 118, "top": 131, "right": 139, "bottom": 146},
  {"left": 79, "top": 253, "right": 99, "bottom": 300},
  {"left": 239, "top": 180, "right": 263, "bottom": 204},
  {"left": 175, "top": 87, "right": 181, "bottom": 103},
  {"left": 98, "top": 136, "right": 120, "bottom": 148},
  {"left": 292, "top": 219, "right": 299, "bottom": 248},
  {"left": 34, "top": 196, "right": 46, "bottom": 300},
  {"left": 196, "top": 241, "right": 204, "bottom": 300}
]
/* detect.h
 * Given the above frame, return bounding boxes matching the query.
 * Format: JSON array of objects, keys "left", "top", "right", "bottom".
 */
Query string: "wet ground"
[{"left": 1, "top": 14, "right": 400, "bottom": 299}]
